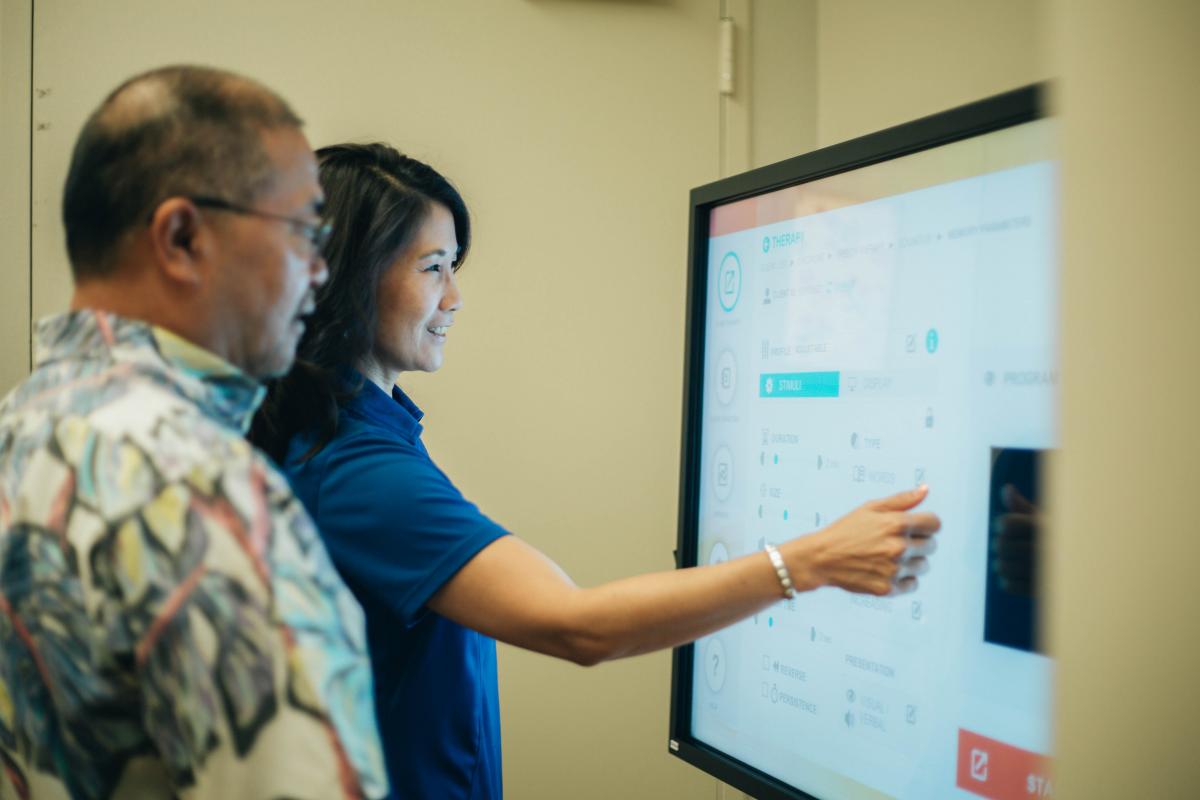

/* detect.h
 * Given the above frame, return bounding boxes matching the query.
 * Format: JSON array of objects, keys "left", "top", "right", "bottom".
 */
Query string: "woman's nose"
[{"left": 442, "top": 271, "right": 463, "bottom": 312}]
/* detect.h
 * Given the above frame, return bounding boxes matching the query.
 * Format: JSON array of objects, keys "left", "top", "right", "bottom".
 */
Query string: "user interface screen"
[{"left": 691, "top": 119, "right": 1056, "bottom": 800}]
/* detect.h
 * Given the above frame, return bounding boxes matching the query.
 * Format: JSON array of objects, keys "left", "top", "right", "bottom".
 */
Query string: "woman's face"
[{"left": 373, "top": 202, "right": 462, "bottom": 375}]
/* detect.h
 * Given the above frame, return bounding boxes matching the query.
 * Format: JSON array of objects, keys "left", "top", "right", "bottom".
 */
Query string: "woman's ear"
[{"left": 147, "top": 197, "right": 207, "bottom": 286}]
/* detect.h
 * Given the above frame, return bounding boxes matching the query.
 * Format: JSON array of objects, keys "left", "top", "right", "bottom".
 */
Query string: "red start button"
[{"left": 956, "top": 728, "right": 1053, "bottom": 799}]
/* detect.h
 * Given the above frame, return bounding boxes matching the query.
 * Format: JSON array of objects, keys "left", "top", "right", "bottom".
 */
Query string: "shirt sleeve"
[{"left": 313, "top": 431, "right": 510, "bottom": 625}]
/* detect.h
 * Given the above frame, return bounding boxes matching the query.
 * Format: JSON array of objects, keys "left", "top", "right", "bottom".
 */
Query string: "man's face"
[{"left": 210, "top": 127, "right": 327, "bottom": 379}]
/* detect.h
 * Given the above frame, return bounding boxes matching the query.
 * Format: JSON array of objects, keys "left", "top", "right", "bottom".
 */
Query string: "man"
[{"left": 0, "top": 66, "right": 386, "bottom": 799}]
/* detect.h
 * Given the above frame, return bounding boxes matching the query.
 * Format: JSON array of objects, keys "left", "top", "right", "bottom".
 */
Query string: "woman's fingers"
[
  {"left": 896, "top": 556, "right": 929, "bottom": 580},
  {"left": 903, "top": 536, "right": 938, "bottom": 559},
  {"left": 886, "top": 557, "right": 929, "bottom": 596},
  {"left": 867, "top": 484, "right": 929, "bottom": 513},
  {"left": 904, "top": 511, "right": 942, "bottom": 537}
]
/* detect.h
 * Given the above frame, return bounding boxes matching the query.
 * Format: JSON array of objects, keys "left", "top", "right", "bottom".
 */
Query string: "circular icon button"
[
  {"left": 715, "top": 350, "right": 737, "bottom": 406},
  {"left": 717, "top": 252, "right": 742, "bottom": 312},
  {"left": 703, "top": 637, "right": 727, "bottom": 692},
  {"left": 712, "top": 445, "right": 734, "bottom": 502}
]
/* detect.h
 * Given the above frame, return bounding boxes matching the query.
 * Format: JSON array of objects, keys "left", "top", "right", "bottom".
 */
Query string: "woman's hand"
[{"left": 786, "top": 485, "right": 940, "bottom": 597}]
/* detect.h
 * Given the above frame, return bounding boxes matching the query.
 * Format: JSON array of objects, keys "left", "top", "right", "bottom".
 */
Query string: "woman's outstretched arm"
[{"left": 428, "top": 485, "right": 939, "bottom": 666}]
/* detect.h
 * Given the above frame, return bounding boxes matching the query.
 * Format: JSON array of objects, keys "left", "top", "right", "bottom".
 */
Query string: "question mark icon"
[{"left": 704, "top": 638, "right": 727, "bottom": 692}]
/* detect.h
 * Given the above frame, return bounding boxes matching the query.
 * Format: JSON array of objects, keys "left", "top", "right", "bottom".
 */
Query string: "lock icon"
[{"left": 924, "top": 407, "right": 934, "bottom": 429}]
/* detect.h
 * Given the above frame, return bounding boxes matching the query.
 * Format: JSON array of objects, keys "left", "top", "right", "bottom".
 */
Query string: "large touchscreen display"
[{"left": 691, "top": 119, "right": 1056, "bottom": 800}]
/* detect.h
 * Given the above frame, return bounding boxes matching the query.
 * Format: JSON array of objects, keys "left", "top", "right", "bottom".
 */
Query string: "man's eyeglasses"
[{"left": 187, "top": 195, "right": 333, "bottom": 253}]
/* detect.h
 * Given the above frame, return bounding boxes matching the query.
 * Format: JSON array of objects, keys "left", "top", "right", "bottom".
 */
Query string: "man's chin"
[
  {"left": 251, "top": 325, "right": 308, "bottom": 381},
  {"left": 249, "top": 349, "right": 298, "bottom": 382}
]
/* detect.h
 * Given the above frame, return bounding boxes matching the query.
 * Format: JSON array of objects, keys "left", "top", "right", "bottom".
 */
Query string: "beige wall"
[
  {"left": 1048, "top": 0, "right": 1199, "bottom": 796},
  {"left": 0, "top": 0, "right": 31, "bottom": 392},
  {"left": 719, "top": 0, "right": 819, "bottom": 175},
  {"left": 749, "top": 0, "right": 817, "bottom": 168},
  {"left": 816, "top": 0, "right": 1048, "bottom": 147},
  {"left": 710, "top": 0, "right": 816, "bottom": 178}
]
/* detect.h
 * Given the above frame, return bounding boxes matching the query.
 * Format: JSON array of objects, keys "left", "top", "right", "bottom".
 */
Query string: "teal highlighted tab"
[{"left": 759, "top": 371, "right": 840, "bottom": 398}]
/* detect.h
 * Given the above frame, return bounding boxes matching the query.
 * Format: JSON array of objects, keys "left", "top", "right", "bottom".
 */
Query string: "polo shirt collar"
[{"left": 344, "top": 371, "right": 425, "bottom": 441}]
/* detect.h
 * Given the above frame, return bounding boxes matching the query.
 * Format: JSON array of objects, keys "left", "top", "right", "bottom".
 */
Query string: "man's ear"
[{"left": 147, "top": 198, "right": 209, "bottom": 286}]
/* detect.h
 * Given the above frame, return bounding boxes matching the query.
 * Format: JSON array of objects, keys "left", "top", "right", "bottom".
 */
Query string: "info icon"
[{"left": 926, "top": 328, "right": 940, "bottom": 354}]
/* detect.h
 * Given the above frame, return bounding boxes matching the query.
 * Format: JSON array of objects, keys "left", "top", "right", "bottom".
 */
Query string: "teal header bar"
[{"left": 759, "top": 371, "right": 841, "bottom": 398}]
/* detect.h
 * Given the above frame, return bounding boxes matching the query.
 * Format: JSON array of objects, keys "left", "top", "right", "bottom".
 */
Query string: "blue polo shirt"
[{"left": 284, "top": 377, "right": 509, "bottom": 800}]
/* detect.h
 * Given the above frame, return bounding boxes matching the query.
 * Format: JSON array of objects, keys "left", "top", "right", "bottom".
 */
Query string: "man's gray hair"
[{"left": 61, "top": 64, "right": 304, "bottom": 276}]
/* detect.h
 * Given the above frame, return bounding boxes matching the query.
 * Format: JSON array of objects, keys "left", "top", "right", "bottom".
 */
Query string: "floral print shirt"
[{"left": 0, "top": 311, "right": 387, "bottom": 799}]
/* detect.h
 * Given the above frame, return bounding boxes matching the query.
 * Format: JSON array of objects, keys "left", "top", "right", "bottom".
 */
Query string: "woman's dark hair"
[{"left": 249, "top": 142, "right": 471, "bottom": 464}]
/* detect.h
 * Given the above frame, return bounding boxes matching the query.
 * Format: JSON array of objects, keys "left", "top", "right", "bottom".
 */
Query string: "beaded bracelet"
[{"left": 763, "top": 543, "right": 796, "bottom": 599}]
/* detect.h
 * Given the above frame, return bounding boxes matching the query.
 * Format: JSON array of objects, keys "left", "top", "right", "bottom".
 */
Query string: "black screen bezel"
[{"left": 667, "top": 84, "right": 1047, "bottom": 800}]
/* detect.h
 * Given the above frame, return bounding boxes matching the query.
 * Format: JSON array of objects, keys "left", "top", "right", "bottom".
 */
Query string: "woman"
[{"left": 252, "top": 143, "right": 939, "bottom": 799}]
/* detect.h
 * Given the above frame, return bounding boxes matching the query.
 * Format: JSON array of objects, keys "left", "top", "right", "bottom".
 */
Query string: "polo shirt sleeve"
[{"left": 313, "top": 430, "right": 510, "bottom": 625}]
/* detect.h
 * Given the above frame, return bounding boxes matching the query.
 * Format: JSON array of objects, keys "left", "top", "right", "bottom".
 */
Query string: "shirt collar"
[
  {"left": 33, "top": 310, "right": 266, "bottom": 433},
  {"left": 343, "top": 370, "right": 425, "bottom": 442}
]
